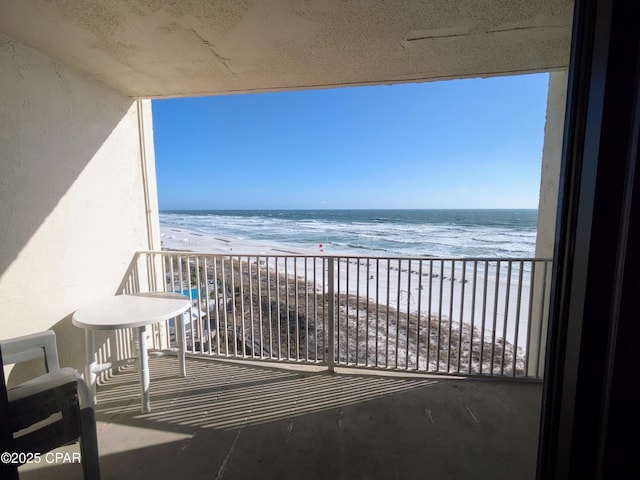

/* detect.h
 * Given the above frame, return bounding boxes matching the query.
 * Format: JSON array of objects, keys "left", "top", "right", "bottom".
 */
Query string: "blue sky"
[{"left": 152, "top": 73, "right": 549, "bottom": 210}]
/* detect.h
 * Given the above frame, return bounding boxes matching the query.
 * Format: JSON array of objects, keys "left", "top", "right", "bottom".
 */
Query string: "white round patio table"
[{"left": 72, "top": 292, "right": 191, "bottom": 413}]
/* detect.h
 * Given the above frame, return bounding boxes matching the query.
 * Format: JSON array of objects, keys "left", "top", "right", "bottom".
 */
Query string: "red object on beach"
[{"left": 319, "top": 243, "right": 324, "bottom": 252}]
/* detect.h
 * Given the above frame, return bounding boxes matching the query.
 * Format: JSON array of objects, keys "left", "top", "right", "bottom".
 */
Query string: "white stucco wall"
[
  {"left": 528, "top": 70, "right": 568, "bottom": 376},
  {"left": 0, "top": 34, "right": 159, "bottom": 378},
  {"left": 536, "top": 71, "right": 568, "bottom": 259}
]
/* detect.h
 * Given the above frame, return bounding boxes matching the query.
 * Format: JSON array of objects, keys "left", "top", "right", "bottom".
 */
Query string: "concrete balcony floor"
[{"left": 19, "top": 356, "right": 542, "bottom": 480}]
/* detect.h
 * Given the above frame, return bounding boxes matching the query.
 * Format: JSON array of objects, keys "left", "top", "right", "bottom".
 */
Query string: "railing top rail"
[{"left": 139, "top": 250, "right": 552, "bottom": 262}]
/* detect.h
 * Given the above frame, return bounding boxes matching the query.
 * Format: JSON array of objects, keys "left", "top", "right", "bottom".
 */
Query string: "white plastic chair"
[{"left": 0, "top": 330, "right": 100, "bottom": 479}]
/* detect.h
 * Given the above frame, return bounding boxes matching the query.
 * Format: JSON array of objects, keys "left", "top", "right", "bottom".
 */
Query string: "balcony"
[
  {"left": 16, "top": 250, "right": 549, "bottom": 479},
  {"left": 19, "top": 356, "right": 543, "bottom": 480}
]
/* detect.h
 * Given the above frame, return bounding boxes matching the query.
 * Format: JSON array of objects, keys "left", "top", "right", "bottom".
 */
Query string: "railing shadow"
[{"left": 94, "top": 356, "right": 438, "bottom": 434}]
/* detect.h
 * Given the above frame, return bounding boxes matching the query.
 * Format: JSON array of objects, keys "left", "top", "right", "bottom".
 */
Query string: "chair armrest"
[
  {"left": 7, "top": 368, "right": 93, "bottom": 409},
  {"left": 0, "top": 330, "right": 60, "bottom": 372}
]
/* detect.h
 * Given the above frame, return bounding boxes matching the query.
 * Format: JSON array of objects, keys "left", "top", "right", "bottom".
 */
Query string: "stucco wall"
[
  {"left": 536, "top": 71, "right": 568, "bottom": 259},
  {"left": 527, "top": 70, "right": 567, "bottom": 376},
  {"left": 0, "top": 34, "right": 159, "bottom": 379}
]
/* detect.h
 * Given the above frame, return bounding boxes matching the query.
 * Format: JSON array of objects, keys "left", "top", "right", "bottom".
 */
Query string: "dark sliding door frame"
[{"left": 539, "top": 0, "right": 640, "bottom": 477}]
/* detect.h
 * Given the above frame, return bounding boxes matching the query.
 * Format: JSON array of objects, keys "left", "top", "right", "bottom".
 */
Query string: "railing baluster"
[
  {"left": 315, "top": 258, "right": 329, "bottom": 362},
  {"left": 501, "top": 261, "right": 512, "bottom": 376},
  {"left": 375, "top": 258, "right": 380, "bottom": 368},
  {"left": 321, "top": 257, "right": 326, "bottom": 363},
  {"left": 427, "top": 260, "right": 433, "bottom": 371},
  {"left": 231, "top": 257, "right": 238, "bottom": 356},
  {"left": 248, "top": 257, "right": 255, "bottom": 358},
  {"left": 212, "top": 257, "right": 221, "bottom": 355},
  {"left": 490, "top": 261, "right": 501, "bottom": 376},
  {"left": 513, "top": 260, "right": 525, "bottom": 377},
  {"left": 185, "top": 256, "right": 193, "bottom": 353},
  {"left": 345, "top": 257, "right": 350, "bottom": 365},
  {"left": 163, "top": 255, "right": 171, "bottom": 347},
  {"left": 365, "top": 258, "right": 370, "bottom": 367},
  {"left": 275, "top": 259, "right": 281, "bottom": 359},
  {"left": 177, "top": 256, "right": 185, "bottom": 351},
  {"left": 395, "top": 259, "right": 402, "bottom": 369},
  {"left": 194, "top": 256, "right": 202, "bottom": 353},
  {"left": 294, "top": 258, "right": 299, "bottom": 361},
  {"left": 385, "top": 258, "right": 391, "bottom": 368},
  {"left": 221, "top": 258, "right": 230, "bottom": 356},
  {"left": 257, "top": 257, "right": 264, "bottom": 358},
  {"left": 266, "top": 257, "right": 273, "bottom": 358},
  {"left": 327, "top": 257, "right": 335, "bottom": 372},
  {"left": 305, "top": 257, "right": 309, "bottom": 362},
  {"left": 203, "top": 257, "right": 211, "bottom": 355},
  {"left": 234, "top": 257, "right": 243, "bottom": 355},
  {"left": 311, "top": 258, "right": 316, "bottom": 361},
  {"left": 214, "top": 257, "right": 229, "bottom": 355},
  {"left": 355, "top": 258, "right": 360, "bottom": 365},
  {"left": 192, "top": 255, "right": 198, "bottom": 352},
  {"left": 337, "top": 258, "right": 342, "bottom": 364},
  {"left": 480, "top": 260, "right": 489, "bottom": 375},
  {"left": 457, "top": 261, "right": 466, "bottom": 374},
  {"left": 469, "top": 261, "right": 478, "bottom": 375},
  {"left": 405, "top": 259, "right": 412, "bottom": 369},
  {"left": 447, "top": 259, "right": 455, "bottom": 373},
  {"left": 437, "top": 260, "right": 444, "bottom": 372},
  {"left": 284, "top": 258, "right": 289, "bottom": 359},
  {"left": 416, "top": 260, "right": 423, "bottom": 371}
]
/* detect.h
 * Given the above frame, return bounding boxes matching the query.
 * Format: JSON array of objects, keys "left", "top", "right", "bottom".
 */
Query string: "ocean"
[{"left": 159, "top": 209, "right": 538, "bottom": 258}]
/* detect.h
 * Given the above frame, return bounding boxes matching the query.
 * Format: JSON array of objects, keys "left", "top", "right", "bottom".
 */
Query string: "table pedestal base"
[{"left": 82, "top": 317, "right": 186, "bottom": 414}]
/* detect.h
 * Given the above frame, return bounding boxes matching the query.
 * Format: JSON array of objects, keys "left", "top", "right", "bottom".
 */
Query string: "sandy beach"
[{"left": 161, "top": 226, "right": 316, "bottom": 256}]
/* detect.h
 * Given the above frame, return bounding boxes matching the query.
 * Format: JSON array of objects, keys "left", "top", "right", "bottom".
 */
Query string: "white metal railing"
[{"left": 121, "top": 251, "right": 552, "bottom": 379}]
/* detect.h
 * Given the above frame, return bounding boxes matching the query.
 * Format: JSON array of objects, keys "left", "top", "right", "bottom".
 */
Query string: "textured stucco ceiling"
[{"left": 0, "top": 0, "right": 574, "bottom": 98}]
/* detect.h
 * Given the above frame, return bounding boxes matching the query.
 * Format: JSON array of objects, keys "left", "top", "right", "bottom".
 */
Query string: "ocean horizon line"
[{"left": 160, "top": 207, "right": 538, "bottom": 212}]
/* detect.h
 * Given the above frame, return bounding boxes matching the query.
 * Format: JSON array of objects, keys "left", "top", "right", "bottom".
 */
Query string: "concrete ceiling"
[{"left": 0, "top": 0, "right": 574, "bottom": 98}]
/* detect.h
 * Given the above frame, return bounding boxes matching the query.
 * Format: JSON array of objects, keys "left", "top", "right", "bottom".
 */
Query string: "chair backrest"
[{"left": 0, "top": 330, "right": 60, "bottom": 372}]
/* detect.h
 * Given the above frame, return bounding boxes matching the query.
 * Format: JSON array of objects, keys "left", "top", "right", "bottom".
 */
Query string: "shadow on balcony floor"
[{"left": 19, "top": 356, "right": 542, "bottom": 480}]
